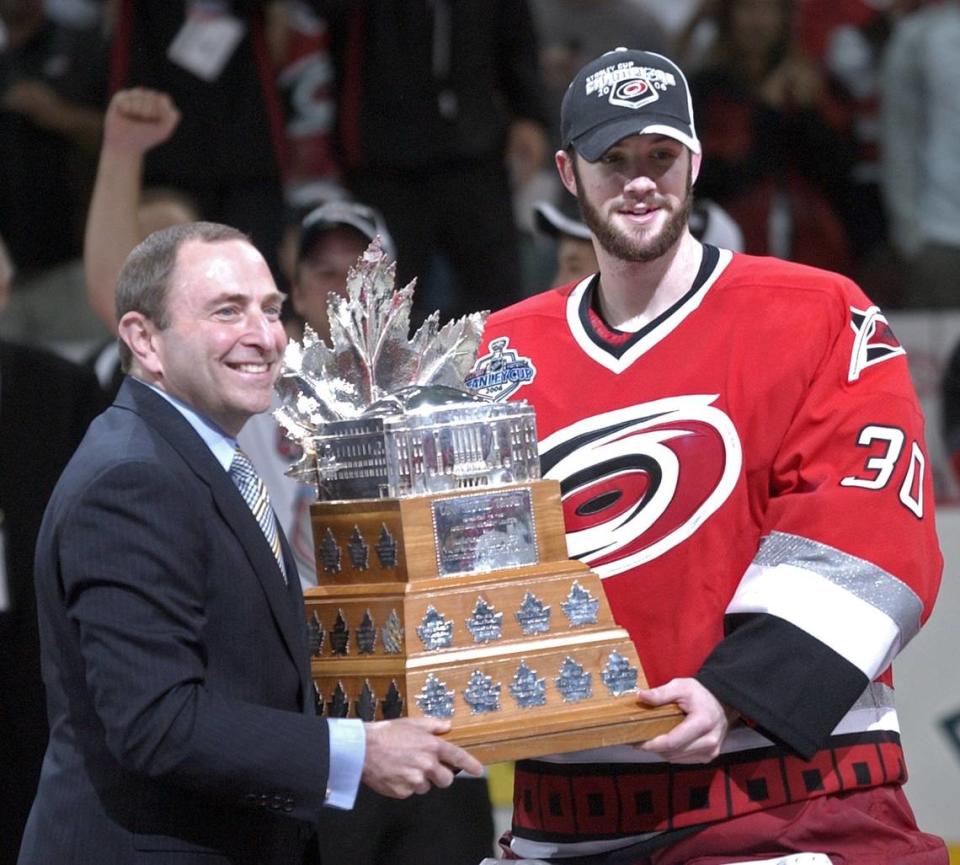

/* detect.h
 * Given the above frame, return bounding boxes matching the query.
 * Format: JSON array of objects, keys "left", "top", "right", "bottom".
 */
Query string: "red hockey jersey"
[{"left": 466, "top": 246, "right": 942, "bottom": 858}]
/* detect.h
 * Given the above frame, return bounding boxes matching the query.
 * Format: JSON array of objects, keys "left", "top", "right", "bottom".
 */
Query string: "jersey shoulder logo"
[
  {"left": 848, "top": 305, "right": 906, "bottom": 382},
  {"left": 539, "top": 395, "right": 742, "bottom": 577},
  {"left": 465, "top": 337, "right": 537, "bottom": 401}
]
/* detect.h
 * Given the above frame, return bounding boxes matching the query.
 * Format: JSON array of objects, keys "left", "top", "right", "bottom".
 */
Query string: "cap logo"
[
  {"left": 610, "top": 78, "right": 658, "bottom": 110},
  {"left": 584, "top": 61, "right": 677, "bottom": 111}
]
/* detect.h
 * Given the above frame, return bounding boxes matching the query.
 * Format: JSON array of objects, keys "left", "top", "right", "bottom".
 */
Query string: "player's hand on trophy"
[
  {"left": 361, "top": 717, "right": 483, "bottom": 798},
  {"left": 634, "top": 678, "right": 738, "bottom": 764}
]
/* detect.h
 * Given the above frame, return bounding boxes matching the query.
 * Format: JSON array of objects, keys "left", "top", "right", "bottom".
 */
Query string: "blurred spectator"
[
  {"left": 530, "top": 0, "right": 668, "bottom": 148},
  {"left": 0, "top": 235, "right": 11, "bottom": 301},
  {"left": 796, "top": 0, "right": 907, "bottom": 304},
  {"left": 85, "top": 88, "right": 185, "bottom": 330},
  {"left": 880, "top": 0, "right": 960, "bottom": 307},
  {"left": 237, "top": 200, "right": 496, "bottom": 865},
  {"left": 108, "top": 1, "right": 287, "bottom": 275},
  {"left": 44, "top": 0, "right": 101, "bottom": 29},
  {"left": 270, "top": 0, "right": 341, "bottom": 197},
  {"left": 0, "top": 232, "right": 107, "bottom": 865},
  {"left": 646, "top": 0, "right": 713, "bottom": 34},
  {"left": 533, "top": 200, "right": 598, "bottom": 285},
  {"left": 690, "top": 0, "right": 858, "bottom": 273},
  {"left": 670, "top": 0, "right": 724, "bottom": 69},
  {"left": 688, "top": 197, "right": 746, "bottom": 251},
  {"left": 941, "top": 333, "right": 960, "bottom": 484},
  {"left": 0, "top": 0, "right": 109, "bottom": 353},
  {"left": 318, "top": 0, "right": 549, "bottom": 322},
  {"left": 276, "top": 196, "right": 332, "bottom": 306},
  {"left": 0, "top": 0, "right": 107, "bottom": 274},
  {"left": 286, "top": 199, "right": 394, "bottom": 345},
  {"left": 136, "top": 186, "right": 201, "bottom": 237},
  {"left": 83, "top": 87, "right": 199, "bottom": 397}
]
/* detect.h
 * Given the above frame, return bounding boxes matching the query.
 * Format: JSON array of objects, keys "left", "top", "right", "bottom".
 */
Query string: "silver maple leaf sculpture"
[{"left": 274, "top": 237, "right": 488, "bottom": 482}]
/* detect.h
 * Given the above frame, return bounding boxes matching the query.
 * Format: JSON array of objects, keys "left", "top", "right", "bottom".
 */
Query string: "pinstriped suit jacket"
[{"left": 19, "top": 378, "right": 328, "bottom": 865}]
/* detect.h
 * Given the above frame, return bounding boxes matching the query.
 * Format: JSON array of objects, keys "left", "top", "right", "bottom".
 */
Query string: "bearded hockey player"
[{"left": 466, "top": 48, "right": 946, "bottom": 864}]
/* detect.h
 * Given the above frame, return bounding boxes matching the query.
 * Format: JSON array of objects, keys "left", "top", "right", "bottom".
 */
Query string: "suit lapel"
[
  {"left": 116, "top": 379, "right": 310, "bottom": 698},
  {"left": 279, "top": 530, "right": 314, "bottom": 702}
]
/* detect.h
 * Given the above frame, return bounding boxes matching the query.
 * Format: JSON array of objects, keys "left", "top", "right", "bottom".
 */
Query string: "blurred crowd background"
[
  {"left": 5, "top": 0, "right": 958, "bottom": 353},
  {"left": 3, "top": 1, "right": 960, "bottom": 863}
]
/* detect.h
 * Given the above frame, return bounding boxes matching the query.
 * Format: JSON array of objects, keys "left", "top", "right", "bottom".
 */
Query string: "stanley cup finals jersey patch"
[{"left": 465, "top": 337, "right": 537, "bottom": 400}]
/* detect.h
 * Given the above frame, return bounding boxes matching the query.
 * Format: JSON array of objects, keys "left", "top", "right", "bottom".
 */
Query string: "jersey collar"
[{"left": 566, "top": 244, "right": 732, "bottom": 374}]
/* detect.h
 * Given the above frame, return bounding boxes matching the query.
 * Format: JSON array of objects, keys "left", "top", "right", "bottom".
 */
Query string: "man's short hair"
[{"left": 116, "top": 221, "right": 249, "bottom": 372}]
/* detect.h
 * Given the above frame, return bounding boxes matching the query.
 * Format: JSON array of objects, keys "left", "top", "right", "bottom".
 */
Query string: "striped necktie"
[{"left": 229, "top": 447, "right": 287, "bottom": 584}]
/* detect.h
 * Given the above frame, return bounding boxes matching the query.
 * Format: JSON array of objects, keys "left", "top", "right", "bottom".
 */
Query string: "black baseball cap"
[
  {"left": 298, "top": 200, "right": 396, "bottom": 262},
  {"left": 561, "top": 47, "right": 700, "bottom": 162}
]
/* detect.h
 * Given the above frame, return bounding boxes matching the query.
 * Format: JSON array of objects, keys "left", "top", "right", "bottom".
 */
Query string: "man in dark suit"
[
  {"left": 17, "top": 221, "right": 481, "bottom": 865},
  {"left": 0, "top": 236, "right": 108, "bottom": 865}
]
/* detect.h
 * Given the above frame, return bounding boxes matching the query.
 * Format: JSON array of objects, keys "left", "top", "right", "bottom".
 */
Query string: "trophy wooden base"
[
  {"left": 304, "top": 479, "right": 683, "bottom": 763},
  {"left": 445, "top": 700, "right": 683, "bottom": 764}
]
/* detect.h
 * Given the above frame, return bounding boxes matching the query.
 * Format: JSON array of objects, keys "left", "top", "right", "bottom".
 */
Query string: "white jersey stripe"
[
  {"left": 728, "top": 561, "right": 901, "bottom": 678},
  {"left": 754, "top": 530, "right": 923, "bottom": 646}
]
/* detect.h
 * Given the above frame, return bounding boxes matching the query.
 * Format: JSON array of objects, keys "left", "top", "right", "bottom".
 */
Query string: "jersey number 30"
[{"left": 840, "top": 424, "right": 924, "bottom": 518}]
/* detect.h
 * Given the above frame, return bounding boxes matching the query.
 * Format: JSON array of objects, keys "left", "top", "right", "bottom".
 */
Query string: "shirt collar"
[{"left": 139, "top": 379, "right": 237, "bottom": 471}]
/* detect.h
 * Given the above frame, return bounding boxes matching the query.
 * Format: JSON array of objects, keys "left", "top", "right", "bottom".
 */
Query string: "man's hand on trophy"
[
  {"left": 634, "top": 678, "right": 738, "bottom": 764},
  {"left": 361, "top": 717, "right": 484, "bottom": 798}
]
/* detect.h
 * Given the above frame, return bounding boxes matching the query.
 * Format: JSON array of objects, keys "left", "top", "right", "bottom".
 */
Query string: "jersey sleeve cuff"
[{"left": 696, "top": 612, "right": 870, "bottom": 759}]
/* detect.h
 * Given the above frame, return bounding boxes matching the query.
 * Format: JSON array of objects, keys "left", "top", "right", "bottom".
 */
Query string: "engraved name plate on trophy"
[
  {"left": 276, "top": 240, "right": 682, "bottom": 763},
  {"left": 432, "top": 487, "right": 538, "bottom": 576}
]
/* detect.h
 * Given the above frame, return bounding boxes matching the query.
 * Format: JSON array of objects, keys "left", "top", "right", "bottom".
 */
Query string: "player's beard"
[{"left": 574, "top": 158, "right": 693, "bottom": 263}]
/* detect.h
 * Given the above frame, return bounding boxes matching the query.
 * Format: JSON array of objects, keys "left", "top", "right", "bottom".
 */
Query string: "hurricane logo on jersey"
[
  {"left": 539, "top": 395, "right": 741, "bottom": 578},
  {"left": 848, "top": 305, "right": 905, "bottom": 382},
  {"left": 465, "top": 337, "right": 537, "bottom": 400}
]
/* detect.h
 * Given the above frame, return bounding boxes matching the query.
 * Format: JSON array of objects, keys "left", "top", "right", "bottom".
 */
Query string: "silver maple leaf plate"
[{"left": 272, "top": 239, "right": 540, "bottom": 499}]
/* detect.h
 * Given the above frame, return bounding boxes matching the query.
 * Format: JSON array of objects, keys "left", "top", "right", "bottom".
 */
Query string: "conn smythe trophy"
[{"left": 276, "top": 241, "right": 682, "bottom": 763}]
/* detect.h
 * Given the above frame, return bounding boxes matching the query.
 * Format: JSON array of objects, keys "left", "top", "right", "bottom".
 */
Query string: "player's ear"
[
  {"left": 691, "top": 150, "right": 702, "bottom": 186},
  {"left": 556, "top": 149, "right": 578, "bottom": 197}
]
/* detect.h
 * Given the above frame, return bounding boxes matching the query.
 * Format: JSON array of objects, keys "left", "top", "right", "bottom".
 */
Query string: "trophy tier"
[{"left": 303, "top": 478, "right": 683, "bottom": 764}]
